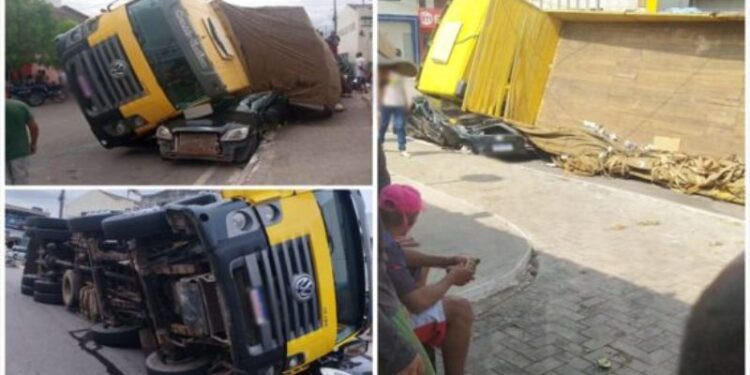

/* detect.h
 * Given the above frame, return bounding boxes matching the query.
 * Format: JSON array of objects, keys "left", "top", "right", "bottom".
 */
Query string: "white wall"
[
  {"left": 64, "top": 191, "right": 137, "bottom": 218},
  {"left": 380, "top": 20, "right": 417, "bottom": 63},
  {"left": 338, "top": 5, "right": 373, "bottom": 63}
]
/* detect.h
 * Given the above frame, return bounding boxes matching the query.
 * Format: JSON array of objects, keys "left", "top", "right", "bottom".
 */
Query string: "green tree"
[{"left": 6, "top": 0, "right": 78, "bottom": 70}]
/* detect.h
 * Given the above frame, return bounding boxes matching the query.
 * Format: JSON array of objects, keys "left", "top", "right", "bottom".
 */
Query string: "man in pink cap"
[{"left": 380, "top": 184, "right": 476, "bottom": 375}]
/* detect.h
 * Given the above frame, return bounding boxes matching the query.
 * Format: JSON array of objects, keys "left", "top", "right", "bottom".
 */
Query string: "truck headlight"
[
  {"left": 156, "top": 126, "right": 173, "bottom": 141},
  {"left": 221, "top": 127, "right": 249, "bottom": 142},
  {"left": 125, "top": 116, "right": 147, "bottom": 128}
]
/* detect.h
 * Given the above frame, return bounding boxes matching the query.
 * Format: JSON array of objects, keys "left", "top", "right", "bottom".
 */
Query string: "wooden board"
[{"left": 536, "top": 21, "right": 744, "bottom": 157}]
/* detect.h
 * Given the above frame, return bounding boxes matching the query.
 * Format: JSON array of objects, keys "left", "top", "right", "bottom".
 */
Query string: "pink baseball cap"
[{"left": 379, "top": 184, "right": 423, "bottom": 214}]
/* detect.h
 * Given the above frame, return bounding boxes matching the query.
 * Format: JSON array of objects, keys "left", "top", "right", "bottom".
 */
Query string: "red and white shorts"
[{"left": 410, "top": 301, "right": 448, "bottom": 347}]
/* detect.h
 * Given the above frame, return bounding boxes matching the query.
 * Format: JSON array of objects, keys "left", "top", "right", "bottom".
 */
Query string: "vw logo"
[
  {"left": 292, "top": 274, "right": 314, "bottom": 302},
  {"left": 108, "top": 60, "right": 129, "bottom": 80}
]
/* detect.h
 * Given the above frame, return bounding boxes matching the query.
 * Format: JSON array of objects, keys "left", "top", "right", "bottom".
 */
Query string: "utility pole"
[
  {"left": 58, "top": 190, "right": 65, "bottom": 218},
  {"left": 333, "top": 0, "right": 338, "bottom": 35}
]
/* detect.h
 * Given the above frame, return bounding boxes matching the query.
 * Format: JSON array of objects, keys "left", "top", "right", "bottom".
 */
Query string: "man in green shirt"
[{"left": 6, "top": 98, "right": 39, "bottom": 185}]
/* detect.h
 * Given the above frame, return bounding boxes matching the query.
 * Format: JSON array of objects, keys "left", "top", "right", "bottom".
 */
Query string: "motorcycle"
[{"left": 10, "top": 84, "right": 67, "bottom": 107}]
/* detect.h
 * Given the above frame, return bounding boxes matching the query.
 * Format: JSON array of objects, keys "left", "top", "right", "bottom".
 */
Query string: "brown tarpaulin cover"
[{"left": 215, "top": 3, "right": 341, "bottom": 109}]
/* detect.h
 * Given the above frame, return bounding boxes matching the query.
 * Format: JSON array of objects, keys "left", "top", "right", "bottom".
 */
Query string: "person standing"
[
  {"left": 6, "top": 97, "right": 39, "bottom": 185},
  {"left": 379, "top": 58, "right": 411, "bottom": 158}
]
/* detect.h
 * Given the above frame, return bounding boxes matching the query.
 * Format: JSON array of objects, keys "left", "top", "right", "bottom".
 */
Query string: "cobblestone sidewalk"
[{"left": 384, "top": 137, "right": 744, "bottom": 375}]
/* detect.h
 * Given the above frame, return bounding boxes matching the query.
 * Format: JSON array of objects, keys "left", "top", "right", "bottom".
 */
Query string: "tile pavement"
[{"left": 384, "top": 137, "right": 744, "bottom": 374}]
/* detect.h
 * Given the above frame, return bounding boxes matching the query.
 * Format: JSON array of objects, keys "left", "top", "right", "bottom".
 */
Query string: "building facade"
[
  {"left": 5, "top": 205, "right": 49, "bottom": 242},
  {"left": 337, "top": 4, "right": 373, "bottom": 64},
  {"left": 64, "top": 191, "right": 138, "bottom": 218}
]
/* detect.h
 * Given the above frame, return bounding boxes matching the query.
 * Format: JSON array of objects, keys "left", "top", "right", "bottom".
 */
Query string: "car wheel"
[
  {"left": 68, "top": 213, "right": 117, "bottom": 234},
  {"left": 91, "top": 323, "right": 142, "bottom": 348},
  {"left": 34, "top": 279, "right": 62, "bottom": 294},
  {"left": 145, "top": 352, "right": 212, "bottom": 375},
  {"left": 33, "top": 291, "right": 63, "bottom": 305},
  {"left": 21, "top": 284, "right": 34, "bottom": 296},
  {"left": 235, "top": 134, "right": 259, "bottom": 164},
  {"left": 102, "top": 208, "right": 171, "bottom": 240},
  {"left": 62, "top": 270, "right": 82, "bottom": 311}
]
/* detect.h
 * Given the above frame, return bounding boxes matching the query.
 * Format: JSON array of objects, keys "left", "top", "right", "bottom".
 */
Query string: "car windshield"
[
  {"left": 315, "top": 191, "right": 366, "bottom": 342},
  {"left": 127, "top": 0, "right": 205, "bottom": 109}
]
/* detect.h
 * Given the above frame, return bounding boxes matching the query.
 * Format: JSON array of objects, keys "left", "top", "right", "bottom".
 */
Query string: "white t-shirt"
[
  {"left": 356, "top": 57, "right": 367, "bottom": 78},
  {"left": 382, "top": 73, "right": 407, "bottom": 107}
]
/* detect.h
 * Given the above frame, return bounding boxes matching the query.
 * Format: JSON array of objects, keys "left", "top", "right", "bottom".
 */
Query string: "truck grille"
[
  {"left": 242, "top": 236, "right": 321, "bottom": 351},
  {"left": 65, "top": 36, "right": 144, "bottom": 116}
]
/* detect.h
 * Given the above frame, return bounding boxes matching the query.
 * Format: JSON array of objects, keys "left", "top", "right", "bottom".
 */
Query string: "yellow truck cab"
[
  {"left": 99, "top": 190, "right": 370, "bottom": 374},
  {"left": 221, "top": 190, "right": 371, "bottom": 373},
  {"left": 56, "top": 0, "right": 248, "bottom": 148}
]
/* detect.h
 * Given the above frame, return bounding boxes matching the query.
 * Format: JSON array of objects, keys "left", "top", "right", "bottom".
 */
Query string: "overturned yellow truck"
[
  {"left": 417, "top": 0, "right": 744, "bottom": 203},
  {"left": 56, "top": 0, "right": 340, "bottom": 162}
]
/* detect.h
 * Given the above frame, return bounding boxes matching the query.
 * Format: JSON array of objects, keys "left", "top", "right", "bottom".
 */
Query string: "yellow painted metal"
[
  {"left": 86, "top": 0, "right": 251, "bottom": 136},
  {"left": 87, "top": 6, "right": 177, "bottom": 135},
  {"left": 416, "top": 0, "right": 492, "bottom": 99},
  {"left": 222, "top": 190, "right": 338, "bottom": 373},
  {"left": 221, "top": 190, "right": 299, "bottom": 204},
  {"left": 182, "top": 0, "right": 250, "bottom": 93},
  {"left": 461, "top": 0, "right": 561, "bottom": 125},
  {"left": 646, "top": 0, "right": 659, "bottom": 13}
]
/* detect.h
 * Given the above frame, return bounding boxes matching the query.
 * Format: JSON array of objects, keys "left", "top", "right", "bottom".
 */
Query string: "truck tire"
[
  {"left": 33, "top": 291, "right": 64, "bottom": 305},
  {"left": 62, "top": 270, "right": 82, "bottom": 311},
  {"left": 34, "top": 279, "right": 62, "bottom": 294},
  {"left": 68, "top": 213, "right": 117, "bottom": 234},
  {"left": 91, "top": 323, "right": 142, "bottom": 348},
  {"left": 25, "top": 217, "right": 68, "bottom": 230},
  {"left": 21, "top": 284, "right": 34, "bottom": 296},
  {"left": 102, "top": 208, "right": 171, "bottom": 240},
  {"left": 27, "top": 227, "right": 71, "bottom": 242},
  {"left": 145, "top": 352, "right": 212, "bottom": 375},
  {"left": 21, "top": 274, "right": 37, "bottom": 287}
]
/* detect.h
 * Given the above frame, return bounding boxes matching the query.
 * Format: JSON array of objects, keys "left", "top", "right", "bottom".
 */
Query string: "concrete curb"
[{"left": 393, "top": 174, "right": 535, "bottom": 303}]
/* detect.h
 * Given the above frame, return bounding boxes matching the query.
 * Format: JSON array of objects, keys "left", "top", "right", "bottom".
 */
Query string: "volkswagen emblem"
[
  {"left": 292, "top": 274, "right": 314, "bottom": 302},
  {"left": 108, "top": 60, "right": 129, "bottom": 80}
]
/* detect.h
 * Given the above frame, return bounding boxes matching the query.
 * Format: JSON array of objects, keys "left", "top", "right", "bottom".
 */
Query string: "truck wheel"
[
  {"left": 145, "top": 352, "right": 212, "bottom": 375},
  {"left": 62, "top": 270, "right": 82, "bottom": 311},
  {"left": 33, "top": 291, "right": 64, "bottom": 305},
  {"left": 34, "top": 279, "right": 62, "bottom": 294},
  {"left": 21, "top": 284, "right": 34, "bottom": 296},
  {"left": 91, "top": 323, "right": 142, "bottom": 348},
  {"left": 21, "top": 274, "right": 37, "bottom": 287},
  {"left": 26, "top": 217, "right": 69, "bottom": 230},
  {"left": 68, "top": 213, "right": 117, "bottom": 234},
  {"left": 27, "top": 227, "right": 71, "bottom": 242},
  {"left": 102, "top": 208, "right": 171, "bottom": 240}
]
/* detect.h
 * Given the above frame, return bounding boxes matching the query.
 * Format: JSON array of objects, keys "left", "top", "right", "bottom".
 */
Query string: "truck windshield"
[
  {"left": 315, "top": 191, "right": 367, "bottom": 342},
  {"left": 127, "top": 0, "right": 205, "bottom": 109}
]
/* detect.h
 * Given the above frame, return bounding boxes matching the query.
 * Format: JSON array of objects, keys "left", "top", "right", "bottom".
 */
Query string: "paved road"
[
  {"left": 24, "top": 96, "right": 371, "bottom": 185},
  {"left": 384, "top": 136, "right": 744, "bottom": 374},
  {"left": 5, "top": 266, "right": 146, "bottom": 375}
]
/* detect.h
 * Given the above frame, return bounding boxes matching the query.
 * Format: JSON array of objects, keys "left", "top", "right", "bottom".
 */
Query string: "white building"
[
  {"left": 337, "top": 4, "right": 373, "bottom": 64},
  {"left": 64, "top": 191, "right": 138, "bottom": 218},
  {"left": 378, "top": 0, "right": 436, "bottom": 64}
]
